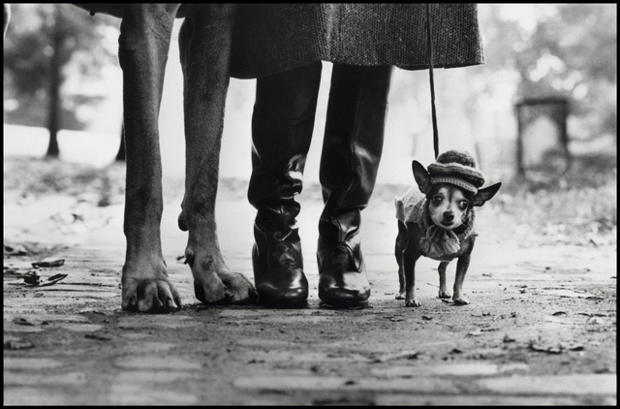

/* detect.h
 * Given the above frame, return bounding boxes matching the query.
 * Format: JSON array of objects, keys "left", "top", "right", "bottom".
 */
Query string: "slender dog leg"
[
  {"left": 178, "top": 5, "right": 257, "bottom": 304},
  {"left": 453, "top": 238, "right": 475, "bottom": 305},
  {"left": 395, "top": 220, "right": 408, "bottom": 299},
  {"left": 403, "top": 251, "right": 421, "bottom": 307},
  {"left": 438, "top": 261, "right": 451, "bottom": 299},
  {"left": 403, "top": 227, "right": 422, "bottom": 307},
  {"left": 118, "top": 4, "right": 182, "bottom": 312}
]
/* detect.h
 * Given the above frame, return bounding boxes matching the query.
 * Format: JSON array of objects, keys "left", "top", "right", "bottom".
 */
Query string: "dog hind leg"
[
  {"left": 394, "top": 220, "right": 407, "bottom": 299},
  {"left": 178, "top": 5, "right": 257, "bottom": 304},
  {"left": 403, "top": 233, "right": 421, "bottom": 307}
]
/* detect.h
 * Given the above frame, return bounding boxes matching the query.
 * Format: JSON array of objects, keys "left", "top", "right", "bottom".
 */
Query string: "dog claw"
[
  {"left": 193, "top": 269, "right": 256, "bottom": 305},
  {"left": 121, "top": 270, "right": 183, "bottom": 313},
  {"left": 453, "top": 294, "right": 470, "bottom": 305},
  {"left": 395, "top": 292, "right": 405, "bottom": 300},
  {"left": 438, "top": 290, "right": 451, "bottom": 299},
  {"left": 167, "top": 298, "right": 179, "bottom": 310},
  {"left": 405, "top": 299, "right": 421, "bottom": 307}
]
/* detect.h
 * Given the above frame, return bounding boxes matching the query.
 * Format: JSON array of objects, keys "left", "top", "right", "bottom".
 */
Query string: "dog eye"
[
  {"left": 458, "top": 200, "right": 469, "bottom": 210},
  {"left": 432, "top": 196, "right": 443, "bottom": 206}
]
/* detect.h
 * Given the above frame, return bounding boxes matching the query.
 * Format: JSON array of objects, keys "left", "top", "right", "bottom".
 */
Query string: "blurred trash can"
[{"left": 515, "top": 97, "right": 571, "bottom": 176}]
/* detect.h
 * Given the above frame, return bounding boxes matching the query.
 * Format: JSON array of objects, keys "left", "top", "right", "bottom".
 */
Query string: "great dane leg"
[
  {"left": 178, "top": 5, "right": 257, "bottom": 304},
  {"left": 118, "top": 4, "right": 181, "bottom": 312}
]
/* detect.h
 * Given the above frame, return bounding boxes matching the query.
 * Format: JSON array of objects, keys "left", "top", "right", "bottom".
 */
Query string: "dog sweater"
[{"left": 395, "top": 186, "right": 476, "bottom": 260}]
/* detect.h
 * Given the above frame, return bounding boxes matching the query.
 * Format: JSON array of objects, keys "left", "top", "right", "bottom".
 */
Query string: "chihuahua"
[{"left": 394, "top": 150, "right": 501, "bottom": 307}]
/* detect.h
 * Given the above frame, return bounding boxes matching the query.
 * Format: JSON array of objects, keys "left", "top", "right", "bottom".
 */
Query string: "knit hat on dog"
[{"left": 427, "top": 150, "right": 485, "bottom": 194}]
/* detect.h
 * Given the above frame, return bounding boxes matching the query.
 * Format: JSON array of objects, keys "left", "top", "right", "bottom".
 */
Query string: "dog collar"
[{"left": 430, "top": 176, "right": 478, "bottom": 194}]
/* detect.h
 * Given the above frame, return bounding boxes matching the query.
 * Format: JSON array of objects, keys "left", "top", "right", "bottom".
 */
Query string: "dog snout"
[{"left": 443, "top": 212, "right": 454, "bottom": 222}]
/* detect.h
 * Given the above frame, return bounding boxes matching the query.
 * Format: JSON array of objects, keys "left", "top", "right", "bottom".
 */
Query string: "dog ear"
[
  {"left": 412, "top": 160, "right": 431, "bottom": 194},
  {"left": 473, "top": 182, "right": 501, "bottom": 207}
]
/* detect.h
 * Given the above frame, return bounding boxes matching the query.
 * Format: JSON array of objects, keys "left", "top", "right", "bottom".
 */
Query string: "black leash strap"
[{"left": 426, "top": 3, "right": 439, "bottom": 159}]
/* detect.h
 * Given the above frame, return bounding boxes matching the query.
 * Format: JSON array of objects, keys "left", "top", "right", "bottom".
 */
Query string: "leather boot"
[
  {"left": 317, "top": 64, "right": 393, "bottom": 307},
  {"left": 248, "top": 62, "right": 322, "bottom": 307}
]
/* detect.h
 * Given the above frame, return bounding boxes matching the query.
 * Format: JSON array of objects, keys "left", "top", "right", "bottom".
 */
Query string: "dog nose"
[{"left": 443, "top": 212, "right": 454, "bottom": 222}]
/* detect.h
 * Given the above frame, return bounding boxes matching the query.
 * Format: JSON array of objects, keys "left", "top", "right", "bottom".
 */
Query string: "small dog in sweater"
[{"left": 394, "top": 150, "right": 501, "bottom": 307}]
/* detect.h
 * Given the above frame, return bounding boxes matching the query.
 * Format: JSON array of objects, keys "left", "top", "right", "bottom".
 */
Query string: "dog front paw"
[
  {"left": 405, "top": 298, "right": 421, "bottom": 307},
  {"left": 121, "top": 261, "right": 182, "bottom": 313},
  {"left": 189, "top": 253, "right": 257, "bottom": 305},
  {"left": 453, "top": 294, "right": 470, "bottom": 305},
  {"left": 193, "top": 269, "right": 257, "bottom": 305},
  {"left": 438, "top": 290, "right": 451, "bottom": 299},
  {"left": 395, "top": 292, "right": 405, "bottom": 300},
  {"left": 217, "top": 270, "right": 258, "bottom": 304}
]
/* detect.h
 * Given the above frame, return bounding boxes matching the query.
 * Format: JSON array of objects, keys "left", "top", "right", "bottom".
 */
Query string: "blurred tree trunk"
[
  {"left": 45, "top": 5, "right": 64, "bottom": 157},
  {"left": 116, "top": 122, "right": 126, "bottom": 161}
]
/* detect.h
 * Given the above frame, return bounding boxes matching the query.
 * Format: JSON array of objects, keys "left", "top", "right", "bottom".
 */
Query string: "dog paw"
[
  {"left": 395, "top": 292, "right": 405, "bottom": 300},
  {"left": 438, "top": 290, "right": 451, "bottom": 299},
  {"left": 121, "top": 274, "right": 182, "bottom": 313},
  {"left": 217, "top": 270, "right": 258, "bottom": 304},
  {"left": 186, "top": 246, "right": 257, "bottom": 304},
  {"left": 193, "top": 268, "right": 257, "bottom": 305},
  {"left": 405, "top": 299, "right": 421, "bottom": 307},
  {"left": 453, "top": 295, "right": 470, "bottom": 305}
]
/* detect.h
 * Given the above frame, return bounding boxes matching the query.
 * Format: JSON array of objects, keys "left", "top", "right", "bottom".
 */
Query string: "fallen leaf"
[
  {"left": 13, "top": 317, "right": 36, "bottom": 326},
  {"left": 84, "top": 333, "right": 112, "bottom": 341},
  {"left": 528, "top": 340, "right": 584, "bottom": 354},
  {"left": 32, "top": 259, "right": 65, "bottom": 268},
  {"left": 23, "top": 272, "right": 41, "bottom": 286},
  {"left": 552, "top": 311, "right": 568, "bottom": 316},
  {"left": 4, "top": 244, "right": 28, "bottom": 256},
  {"left": 503, "top": 334, "right": 516, "bottom": 343},
  {"left": 36, "top": 273, "right": 68, "bottom": 287},
  {"left": 4, "top": 340, "right": 35, "bottom": 350},
  {"left": 577, "top": 312, "right": 607, "bottom": 318},
  {"left": 529, "top": 342, "right": 563, "bottom": 354},
  {"left": 540, "top": 288, "right": 603, "bottom": 300},
  {"left": 373, "top": 350, "right": 419, "bottom": 363}
]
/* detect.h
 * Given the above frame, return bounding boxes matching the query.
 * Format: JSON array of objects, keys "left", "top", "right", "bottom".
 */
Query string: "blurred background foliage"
[
  {"left": 480, "top": 4, "right": 616, "bottom": 142},
  {"left": 3, "top": 4, "right": 617, "bottom": 247},
  {"left": 3, "top": 4, "right": 617, "bottom": 161},
  {"left": 3, "top": 4, "right": 117, "bottom": 155}
]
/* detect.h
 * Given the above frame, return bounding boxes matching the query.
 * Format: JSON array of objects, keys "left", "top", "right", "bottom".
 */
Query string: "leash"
[{"left": 426, "top": 3, "right": 439, "bottom": 159}]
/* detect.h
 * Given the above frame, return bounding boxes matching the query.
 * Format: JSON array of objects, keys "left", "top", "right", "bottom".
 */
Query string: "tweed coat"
[{"left": 230, "top": 3, "right": 484, "bottom": 79}]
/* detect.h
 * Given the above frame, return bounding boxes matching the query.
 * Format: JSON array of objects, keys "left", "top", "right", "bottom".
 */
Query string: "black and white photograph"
[{"left": 3, "top": 3, "right": 616, "bottom": 405}]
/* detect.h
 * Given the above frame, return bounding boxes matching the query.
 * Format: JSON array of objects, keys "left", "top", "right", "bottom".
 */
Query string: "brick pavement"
[{"left": 3, "top": 183, "right": 617, "bottom": 405}]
